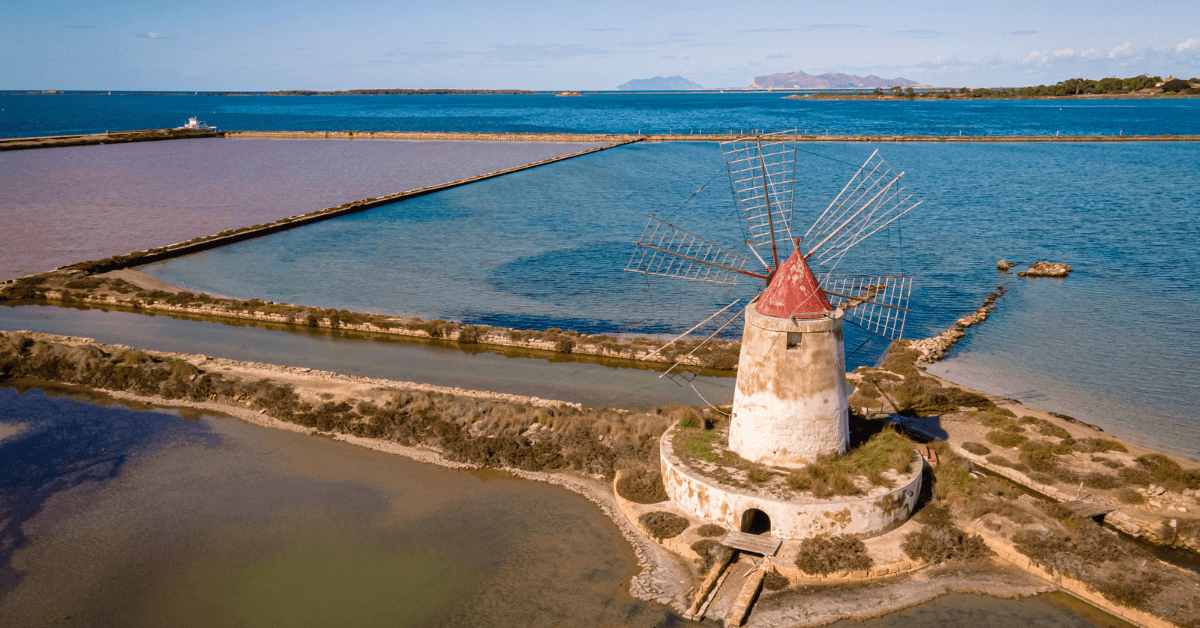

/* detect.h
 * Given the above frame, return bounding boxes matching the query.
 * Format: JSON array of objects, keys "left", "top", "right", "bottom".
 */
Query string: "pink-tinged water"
[{"left": 0, "top": 138, "right": 598, "bottom": 280}]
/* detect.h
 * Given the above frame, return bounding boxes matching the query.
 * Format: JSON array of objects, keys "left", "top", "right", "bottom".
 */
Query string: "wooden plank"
[
  {"left": 1061, "top": 500, "right": 1116, "bottom": 519},
  {"left": 723, "top": 531, "right": 781, "bottom": 556}
]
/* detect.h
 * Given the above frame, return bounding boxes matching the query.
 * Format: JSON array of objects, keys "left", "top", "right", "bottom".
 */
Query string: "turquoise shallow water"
[{"left": 144, "top": 140, "right": 1200, "bottom": 458}]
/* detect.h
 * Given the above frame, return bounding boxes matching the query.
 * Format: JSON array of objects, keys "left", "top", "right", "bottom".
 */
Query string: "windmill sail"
[
  {"left": 802, "top": 150, "right": 921, "bottom": 268},
  {"left": 720, "top": 131, "right": 798, "bottom": 266},
  {"left": 655, "top": 301, "right": 747, "bottom": 386},
  {"left": 626, "top": 216, "right": 763, "bottom": 284},
  {"left": 821, "top": 275, "right": 912, "bottom": 340}
]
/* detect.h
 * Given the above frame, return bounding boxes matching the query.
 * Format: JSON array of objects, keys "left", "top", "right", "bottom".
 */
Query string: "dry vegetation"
[
  {"left": 793, "top": 536, "right": 874, "bottom": 576},
  {"left": 0, "top": 332, "right": 689, "bottom": 480},
  {"left": 0, "top": 271, "right": 739, "bottom": 370},
  {"left": 638, "top": 511, "right": 690, "bottom": 540},
  {"left": 918, "top": 441, "right": 1200, "bottom": 626}
]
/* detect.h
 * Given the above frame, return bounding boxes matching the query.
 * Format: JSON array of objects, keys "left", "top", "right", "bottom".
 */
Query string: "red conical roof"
[{"left": 755, "top": 248, "right": 834, "bottom": 319}]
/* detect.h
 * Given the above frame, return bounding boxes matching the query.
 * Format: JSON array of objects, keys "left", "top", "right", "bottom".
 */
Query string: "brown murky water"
[{"left": 0, "top": 387, "right": 1119, "bottom": 628}]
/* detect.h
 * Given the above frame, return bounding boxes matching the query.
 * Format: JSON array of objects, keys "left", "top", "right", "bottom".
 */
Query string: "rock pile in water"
[
  {"left": 1017, "top": 261, "right": 1072, "bottom": 277},
  {"left": 910, "top": 286, "right": 1007, "bottom": 363}
]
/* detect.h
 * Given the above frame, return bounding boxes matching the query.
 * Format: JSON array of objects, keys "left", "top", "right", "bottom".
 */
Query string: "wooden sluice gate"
[{"left": 681, "top": 533, "right": 781, "bottom": 624}]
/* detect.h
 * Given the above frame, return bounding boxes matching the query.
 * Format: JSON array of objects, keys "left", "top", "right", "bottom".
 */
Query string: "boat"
[{"left": 178, "top": 117, "right": 216, "bottom": 130}]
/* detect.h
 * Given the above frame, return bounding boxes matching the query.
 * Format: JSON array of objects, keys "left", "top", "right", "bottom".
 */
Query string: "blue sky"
[{"left": 3, "top": 0, "right": 1197, "bottom": 90}]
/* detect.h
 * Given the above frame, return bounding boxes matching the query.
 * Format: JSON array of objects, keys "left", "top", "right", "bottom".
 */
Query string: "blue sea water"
[
  {"left": 143, "top": 140, "right": 1200, "bottom": 458},
  {"left": 3, "top": 92, "right": 1200, "bottom": 138}
]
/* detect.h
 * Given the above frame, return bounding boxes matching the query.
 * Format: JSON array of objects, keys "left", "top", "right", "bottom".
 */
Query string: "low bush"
[
  {"left": 692, "top": 539, "right": 733, "bottom": 571},
  {"left": 986, "top": 430, "right": 1028, "bottom": 448},
  {"left": 794, "top": 536, "right": 873, "bottom": 575},
  {"left": 912, "top": 502, "right": 953, "bottom": 528},
  {"left": 747, "top": 466, "right": 772, "bottom": 484},
  {"left": 638, "top": 511, "right": 689, "bottom": 540},
  {"left": 616, "top": 469, "right": 669, "bottom": 504},
  {"left": 1091, "top": 456, "right": 1123, "bottom": 469},
  {"left": 696, "top": 524, "right": 726, "bottom": 538},
  {"left": 1116, "top": 488, "right": 1145, "bottom": 504},
  {"left": 786, "top": 472, "right": 812, "bottom": 491},
  {"left": 1118, "top": 466, "right": 1153, "bottom": 486},
  {"left": 986, "top": 455, "right": 1030, "bottom": 473},
  {"left": 962, "top": 441, "right": 991, "bottom": 456},
  {"left": 679, "top": 410, "right": 702, "bottom": 429},
  {"left": 901, "top": 526, "right": 993, "bottom": 564},
  {"left": 1073, "top": 438, "right": 1128, "bottom": 454},
  {"left": 1134, "top": 454, "right": 1200, "bottom": 489},
  {"left": 553, "top": 335, "right": 576, "bottom": 353},
  {"left": 1018, "top": 444, "right": 1058, "bottom": 473},
  {"left": 762, "top": 570, "right": 790, "bottom": 591},
  {"left": 1082, "top": 472, "right": 1123, "bottom": 490},
  {"left": 457, "top": 325, "right": 482, "bottom": 344},
  {"left": 1038, "top": 422, "right": 1072, "bottom": 439}
]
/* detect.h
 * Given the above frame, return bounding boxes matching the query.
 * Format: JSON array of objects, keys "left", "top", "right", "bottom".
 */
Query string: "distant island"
[
  {"left": 785, "top": 74, "right": 1200, "bottom": 100},
  {"left": 751, "top": 70, "right": 920, "bottom": 90},
  {"left": 617, "top": 76, "right": 704, "bottom": 91}
]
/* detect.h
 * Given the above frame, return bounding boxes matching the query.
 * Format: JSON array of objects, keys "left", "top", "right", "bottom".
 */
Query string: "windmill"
[{"left": 625, "top": 131, "right": 921, "bottom": 466}]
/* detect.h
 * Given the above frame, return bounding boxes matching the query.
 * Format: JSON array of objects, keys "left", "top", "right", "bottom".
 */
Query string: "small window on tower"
[{"left": 786, "top": 332, "right": 803, "bottom": 350}]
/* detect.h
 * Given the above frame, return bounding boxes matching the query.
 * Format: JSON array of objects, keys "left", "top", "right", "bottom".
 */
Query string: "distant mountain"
[
  {"left": 749, "top": 71, "right": 920, "bottom": 89},
  {"left": 617, "top": 76, "right": 704, "bottom": 91}
]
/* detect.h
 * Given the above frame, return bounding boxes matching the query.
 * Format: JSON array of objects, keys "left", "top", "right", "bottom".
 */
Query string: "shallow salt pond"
[{"left": 0, "top": 138, "right": 598, "bottom": 279}]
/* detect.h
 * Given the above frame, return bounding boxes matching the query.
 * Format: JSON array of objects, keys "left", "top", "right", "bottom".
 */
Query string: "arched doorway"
[{"left": 740, "top": 508, "right": 771, "bottom": 535}]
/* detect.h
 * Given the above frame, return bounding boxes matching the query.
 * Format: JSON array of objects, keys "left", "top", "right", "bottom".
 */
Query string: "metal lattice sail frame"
[
  {"left": 801, "top": 149, "right": 922, "bottom": 268},
  {"left": 625, "top": 136, "right": 922, "bottom": 385},
  {"left": 721, "top": 131, "right": 798, "bottom": 267}
]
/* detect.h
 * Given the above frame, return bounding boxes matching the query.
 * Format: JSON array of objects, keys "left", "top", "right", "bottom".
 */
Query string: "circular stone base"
[{"left": 660, "top": 424, "right": 923, "bottom": 540}]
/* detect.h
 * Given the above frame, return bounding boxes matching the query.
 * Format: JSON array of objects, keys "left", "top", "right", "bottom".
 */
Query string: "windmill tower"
[{"left": 627, "top": 132, "right": 920, "bottom": 467}]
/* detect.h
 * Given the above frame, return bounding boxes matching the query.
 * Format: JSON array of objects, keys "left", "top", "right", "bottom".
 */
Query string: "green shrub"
[
  {"left": 962, "top": 441, "right": 991, "bottom": 456},
  {"left": 794, "top": 536, "right": 873, "bottom": 575},
  {"left": 748, "top": 466, "right": 772, "bottom": 484},
  {"left": 786, "top": 472, "right": 812, "bottom": 491},
  {"left": 762, "top": 570, "right": 789, "bottom": 591},
  {"left": 616, "top": 469, "right": 669, "bottom": 504},
  {"left": 638, "top": 511, "right": 689, "bottom": 540},
  {"left": 696, "top": 524, "right": 726, "bottom": 538},
  {"left": 986, "top": 431, "right": 1028, "bottom": 448},
  {"left": 679, "top": 410, "right": 701, "bottom": 429}
]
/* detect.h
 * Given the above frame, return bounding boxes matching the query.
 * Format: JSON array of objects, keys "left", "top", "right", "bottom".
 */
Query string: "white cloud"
[
  {"left": 1023, "top": 50, "right": 1046, "bottom": 63},
  {"left": 1108, "top": 42, "right": 1131, "bottom": 57},
  {"left": 1053, "top": 48, "right": 1074, "bottom": 57},
  {"left": 1178, "top": 38, "right": 1199, "bottom": 52},
  {"left": 138, "top": 32, "right": 176, "bottom": 40},
  {"left": 1081, "top": 48, "right": 1100, "bottom": 58}
]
